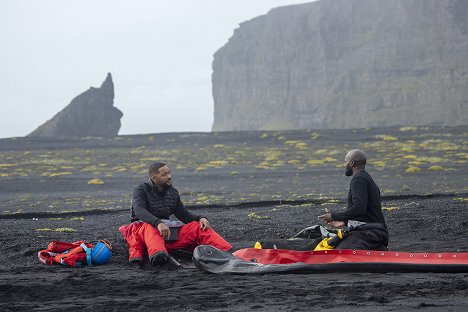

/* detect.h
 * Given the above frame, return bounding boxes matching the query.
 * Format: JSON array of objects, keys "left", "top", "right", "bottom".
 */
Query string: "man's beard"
[{"left": 345, "top": 166, "right": 353, "bottom": 176}]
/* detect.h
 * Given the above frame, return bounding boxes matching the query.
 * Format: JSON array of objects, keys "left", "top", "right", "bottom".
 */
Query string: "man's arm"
[
  {"left": 132, "top": 185, "right": 162, "bottom": 227},
  {"left": 173, "top": 194, "right": 202, "bottom": 224},
  {"left": 331, "top": 178, "right": 368, "bottom": 221}
]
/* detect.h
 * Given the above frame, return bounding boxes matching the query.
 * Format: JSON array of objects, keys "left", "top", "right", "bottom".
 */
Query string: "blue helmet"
[{"left": 91, "top": 240, "right": 112, "bottom": 265}]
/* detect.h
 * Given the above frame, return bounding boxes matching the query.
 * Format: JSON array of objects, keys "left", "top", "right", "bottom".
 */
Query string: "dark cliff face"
[
  {"left": 28, "top": 73, "right": 123, "bottom": 137},
  {"left": 212, "top": 0, "right": 468, "bottom": 131}
]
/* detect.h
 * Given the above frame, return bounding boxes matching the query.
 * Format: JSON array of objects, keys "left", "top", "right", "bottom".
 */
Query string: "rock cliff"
[
  {"left": 28, "top": 73, "right": 123, "bottom": 137},
  {"left": 212, "top": 0, "right": 468, "bottom": 131}
]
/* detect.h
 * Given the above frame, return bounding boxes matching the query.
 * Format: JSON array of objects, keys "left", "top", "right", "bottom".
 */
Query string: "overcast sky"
[{"left": 0, "top": 0, "right": 312, "bottom": 139}]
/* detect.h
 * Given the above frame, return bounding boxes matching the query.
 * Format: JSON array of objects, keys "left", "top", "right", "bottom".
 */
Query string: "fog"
[{"left": 0, "top": 0, "right": 312, "bottom": 138}]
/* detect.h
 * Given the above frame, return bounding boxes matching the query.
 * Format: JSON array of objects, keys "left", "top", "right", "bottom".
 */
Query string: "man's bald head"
[
  {"left": 344, "top": 149, "right": 367, "bottom": 176},
  {"left": 345, "top": 149, "right": 367, "bottom": 166}
]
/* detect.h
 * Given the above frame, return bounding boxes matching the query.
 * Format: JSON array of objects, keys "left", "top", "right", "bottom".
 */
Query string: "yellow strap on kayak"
[
  {"left": 314, "top": 238, "right": 334, "bottom": 251},
  {"left": 337, "top": 229, "right": 343, "bottom": 239}
]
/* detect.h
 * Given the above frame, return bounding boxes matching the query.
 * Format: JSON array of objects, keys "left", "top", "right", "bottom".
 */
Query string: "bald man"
[{"left": 318, "top": 149, "right": 388, "bottom": 250}]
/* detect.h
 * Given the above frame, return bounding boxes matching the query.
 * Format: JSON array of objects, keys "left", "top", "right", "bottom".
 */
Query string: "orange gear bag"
[{"left": 38, "top": 240, "right": 94, "bottom": 267}]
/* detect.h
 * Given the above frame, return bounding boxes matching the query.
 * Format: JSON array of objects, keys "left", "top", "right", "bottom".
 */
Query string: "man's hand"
[
  {"left": 157, "top": 223, "right": 171, "bottom": 240},
  {"left": 318, "top": 207, "right": 333, "bottom": 223},
  {"left": 199, "top": 218, "right": 210, "bottom": 230},
  {"left": 318, "top": 212, "right": 333, "bottom": 223},
  {"left": 328, "top": 220, "right": 346, "bottom": 228}
]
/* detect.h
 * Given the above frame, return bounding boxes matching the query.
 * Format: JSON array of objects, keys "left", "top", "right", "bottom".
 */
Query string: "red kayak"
[
  {"left": 193, "top": 246, "right": 468, "bottom": 274},
  {"left": 234, "top": 248, "right": 468, "bottom": 265}
]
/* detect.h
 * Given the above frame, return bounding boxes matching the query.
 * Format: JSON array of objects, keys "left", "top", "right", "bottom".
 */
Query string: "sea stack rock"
[
  {"left": 28, "top": 73, "right": 123, "bottom": 137},
  {"left": 212, "top": 0, "right": 468, "bottom": 131}
]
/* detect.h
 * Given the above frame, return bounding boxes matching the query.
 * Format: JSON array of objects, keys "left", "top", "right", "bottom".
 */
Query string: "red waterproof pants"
[{"left": 119, "top": 221, "right": 232, "bottom": 262}]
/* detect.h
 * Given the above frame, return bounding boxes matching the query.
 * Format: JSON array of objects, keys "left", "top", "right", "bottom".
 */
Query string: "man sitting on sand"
[
  {"left": 119, "top": 162, "right": 233, "bottom": 265},
  {"left": 318, "top": 149, "right": 388, "bottom": 250}
]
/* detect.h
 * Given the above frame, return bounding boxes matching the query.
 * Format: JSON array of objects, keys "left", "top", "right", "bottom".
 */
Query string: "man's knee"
[
  {"left": 335, "top": 230, "right": 388, "bottom": 250},
  {"left": 179, "top": 221, "right": 201, "bottom": 237},
  {"left": 185, "top": 221, "right": 200, "bottom": 229},
  {"left": 119, "top": 223, "right": 137, "bottom": 240}
]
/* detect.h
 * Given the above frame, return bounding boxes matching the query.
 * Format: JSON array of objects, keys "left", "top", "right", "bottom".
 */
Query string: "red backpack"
[{"left": 38, "top": 240, "right": 101, "bottom": 267}]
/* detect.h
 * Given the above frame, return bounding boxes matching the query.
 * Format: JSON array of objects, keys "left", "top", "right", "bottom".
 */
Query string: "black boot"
[
  {"left": 128, "top": 257, "right": 142, "bottom": 265},
  {"left": 150, "top": 251, "right": 169, "bottom": 266}
]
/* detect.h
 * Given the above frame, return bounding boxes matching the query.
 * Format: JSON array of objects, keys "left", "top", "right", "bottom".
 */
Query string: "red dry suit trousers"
[{"left": 119, "top": 221, "right": 232, "bottom": 262}]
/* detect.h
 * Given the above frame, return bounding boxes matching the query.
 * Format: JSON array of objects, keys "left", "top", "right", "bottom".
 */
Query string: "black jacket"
[
  {"left": 131, "top": 180, "right": 202, "bottom": 227},
  {"left": 331, "top": 170, "right": 386, "bottom": 225}
]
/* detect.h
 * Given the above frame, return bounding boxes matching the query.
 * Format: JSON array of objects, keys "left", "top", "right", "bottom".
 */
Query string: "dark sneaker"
[
  {"left": 150, "top": 251, "right": 169, "bottom": 266},
  {"left": 128, "top": 257, "right": 142, "bottom": 265}
]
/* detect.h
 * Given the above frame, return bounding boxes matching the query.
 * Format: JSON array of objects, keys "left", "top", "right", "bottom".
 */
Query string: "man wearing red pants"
[{"left": 119, "top": 162, "right": 232, "bottom": 266}]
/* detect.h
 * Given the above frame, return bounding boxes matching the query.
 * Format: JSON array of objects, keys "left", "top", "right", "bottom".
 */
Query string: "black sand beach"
[{"left": 1, "top": 126, "right": 467, "bottom": 311}]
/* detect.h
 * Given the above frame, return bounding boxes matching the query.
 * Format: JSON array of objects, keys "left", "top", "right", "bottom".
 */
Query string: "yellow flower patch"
[
  {"left": 87, "top": 178, "right": 104, "bottom": 185},
  {"left": 376, "top": 135, "right": 398, "bottom": 141},
  {"left": 49, "top": 172, "right": 72, "bottom": 177},
  {"left": 248, "top": 212, "right": 271, "bottom": 219},
  {"left": 35, "top": 227, "right": 77, "bottom": 233},
  {"left": 405, "top": 167, "right": 422, "bottom": 173}
]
